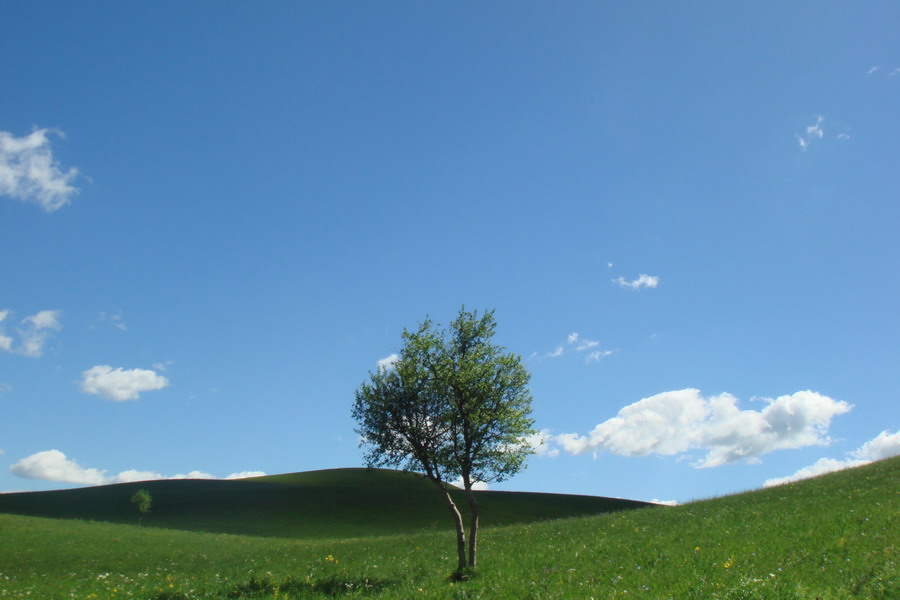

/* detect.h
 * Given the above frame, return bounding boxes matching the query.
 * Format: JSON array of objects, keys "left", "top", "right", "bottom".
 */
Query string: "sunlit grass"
[{"left": 1, "top": 457, "right": 896, "bottom": 599}]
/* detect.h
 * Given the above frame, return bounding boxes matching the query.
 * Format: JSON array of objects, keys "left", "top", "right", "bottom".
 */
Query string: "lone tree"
[
  {"left": 130, "top": 488, "right": 152, "bottom": 526},
  {"left": 353, "top": 307, "right": 535, "bottom": 573}
]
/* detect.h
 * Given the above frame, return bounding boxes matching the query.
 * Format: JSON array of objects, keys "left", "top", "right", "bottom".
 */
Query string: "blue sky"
[{"left": 1, "top": 1, "right": 898, "bottom": 504}]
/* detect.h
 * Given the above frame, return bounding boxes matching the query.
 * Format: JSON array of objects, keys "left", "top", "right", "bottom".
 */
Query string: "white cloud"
[
  {"left": 10, "top": 449, "right": 265, "bottom": 486},
  {"left": 0, "top": 128, "right": 79, "bottom": 212},
  {"left": 796, "top": 115, "right": 826, "bottom": 151},
  {"left": 0, "top": 310, "right": 11, "bottom": 351},
  {"left": 762, "top": 428, "right": 899, "bottom": 488},
  {"left": 168, "top": 471, "right": 215, "bottom": 480},
  {"left": 553, "top": 389, "right": 851, "bottom": 468},
  {"left": 586, "top": 350, "right": 614, "bottom": 363},
  {"left": 451, "top": 476, "right": 489, "bottom": 490},
  {"left": 97, "top": 311, "right": 127, "bottom": 332},
  {"left": 613, "top": 274, "right": 659, "bottom": 290},
  {"left": 535, "top": 333, "right": 613, "bottom": 363},
  {"left": 10, "top": 450, "right": 108, "bottom": 485},
  {"left": 866, "top": 66, "right": 881, "bottom": 76},
  {"left": 80, "top": 365, "right": 170, "bottom": 401},
  {"left": 852, "top": 430, "right": 900, "bottom": 461},
  {"left": 376, "top": 353, "right": 399, "bottom": 372},
  {"left": 837, "top": 133, "right": 851, "bottom": 141},
  {"left": 568, "top": 332, "right": 600, "bottom": 351},
  {"left": 19, "top": 310, "right": 62, "bottom": 357},
  {"left": 650, "top": 499, "right": 679, "bottom": 506},
  {"left": 519, "top": 430, "right": 560, "bottom": 458},
  {"left": 113, "top": 469, "right": 166, "bottom": 483},
  {"left": 806, "top": 116, "right": 825, "bottom": 139},
  {"left": 0, "top": 309, "right": 62, "bottom": 357},
  {"left": 226, "top": 471, "right": 267, "bottom": 479}
]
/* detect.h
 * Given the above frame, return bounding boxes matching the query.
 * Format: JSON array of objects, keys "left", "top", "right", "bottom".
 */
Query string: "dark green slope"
[{"left": 0, "top": 468, "right": 651, "bottom": 538}]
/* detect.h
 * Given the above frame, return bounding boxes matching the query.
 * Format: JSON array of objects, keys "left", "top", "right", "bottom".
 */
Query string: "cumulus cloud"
[
  {"left": 9, "top": 449, "right": 265, "bottom": 485},
  {"left": 764, "top": 430, "right": 900, "bottom": 487},
  {"left": 376, "top": 353, "right": 400, "bottom": 372},
  {"left": 0, "top": 128, "right": 80, "bottom": 212},
  {"left": 553, "top": 389, "right": 851, "bottom": 468},
  {"left": 80, "top": 365, "right": 169, "bottom": 401},
  {"left": 0, "top": 309, "right": 62, "bottom": 357},
  {"left": 853, "top": 430, "right": 900, "bottom": 461},
  {"left": 10, "top": 450, "right": 108, "bottom": 485},
  {"left": 518, "top": 429, "right": 560, "bottom": 458},
  {"left": 613, "top": 274, "right": 659, "bottom": 290}
]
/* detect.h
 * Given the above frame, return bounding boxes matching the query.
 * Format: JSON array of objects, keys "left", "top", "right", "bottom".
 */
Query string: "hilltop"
[{"left": 0, "top": 467, "right": 650, "bottom": 538}]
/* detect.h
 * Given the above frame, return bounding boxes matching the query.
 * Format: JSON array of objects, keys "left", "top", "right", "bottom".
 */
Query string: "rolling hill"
[
  {"left": 0, "top": 458, "right": 895, "bottom": 599},
  {"left": 0, "top": 467, "right": 651, "bottom": 538}
]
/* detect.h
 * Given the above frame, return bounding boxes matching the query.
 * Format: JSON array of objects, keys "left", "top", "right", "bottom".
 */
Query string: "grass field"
[{"left": 1, "top": 458, "right": 896, "bottom": 599}]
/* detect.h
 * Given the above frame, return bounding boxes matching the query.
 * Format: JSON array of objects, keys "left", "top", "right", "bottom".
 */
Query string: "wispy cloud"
[
  {"left": 80, "top": 365, "right": 170, "bottom": 401},
  {"left": 0, "top": 309, "right": 62, "bottom": 357},
  {"left": 552, "top": 389, "right": 851, "bottom": 467},
  {"left": 613, "top": 274, "right": 659, "bottom": 290},
  {"left": 866, "top": 65, "right": 899, "bottom": 78},
  {"left": 796, "top": 115, "right": 825, "bottom": 151},
  {"left": 9, "top": 449, "right": 265, "bottom": 485},
  {"left": 96, "top": 311, "right": 127, "bottom": 332},
  {"left": 0, "top": 128, "right": 80, "bottom": 212},
  {"left": 534, "top": 332, "right": 614, "bottom": 363},
  {"left": 764, "top": 430, "right": 900, "bottom": 487}
]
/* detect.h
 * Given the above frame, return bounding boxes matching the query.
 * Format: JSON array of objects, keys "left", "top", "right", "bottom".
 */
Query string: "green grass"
[
  {"left": 1, "top": 458, "right": 896, "bottom": 599},
  {"left": 0, "top": 467, "right": 649, "bottom": 538}
]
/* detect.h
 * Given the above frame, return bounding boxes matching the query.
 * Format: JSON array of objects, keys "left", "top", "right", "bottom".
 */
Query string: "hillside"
[
  {"left": 0, "top": 467, "right": 651, "bottom": 538},
  {"left": 1, "top": 457, "right": 895, "bottom": 599}
]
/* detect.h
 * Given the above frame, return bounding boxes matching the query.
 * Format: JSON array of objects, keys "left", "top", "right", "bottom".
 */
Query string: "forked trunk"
[
  {"left": 431, "top": 478, "right": 467, "bottom": 572},
  {"left": 465, "top": 487, "right": 480, "bottom": 568}
]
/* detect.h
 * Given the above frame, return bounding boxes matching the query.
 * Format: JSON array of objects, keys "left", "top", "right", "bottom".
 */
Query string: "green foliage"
[
  {"left": 353, "top": 307, "right": 536, "bottom": 486},
  {"left": 131, "top": 488, "right": 152, "bottom": 525},
  {"left": 0, "top": 456, "right": 895, "bottom": 599}
]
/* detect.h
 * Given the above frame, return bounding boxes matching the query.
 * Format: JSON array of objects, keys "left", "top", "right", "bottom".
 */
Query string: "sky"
[{"left": 1, "top": 1, "right": 898, "bottom": 505}]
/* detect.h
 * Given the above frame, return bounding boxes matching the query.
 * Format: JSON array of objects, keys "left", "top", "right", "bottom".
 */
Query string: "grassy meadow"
[{"left": 1, "top": 458, "right": 896, "bottom": 599}]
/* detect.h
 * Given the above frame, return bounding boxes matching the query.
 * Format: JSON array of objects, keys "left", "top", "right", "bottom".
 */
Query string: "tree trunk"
[
  {"left": 431, "top": 479, "right": 467, "bottom": 572},
  {"left": 465, "top": 486, "right": 479, "bottom": 568}
]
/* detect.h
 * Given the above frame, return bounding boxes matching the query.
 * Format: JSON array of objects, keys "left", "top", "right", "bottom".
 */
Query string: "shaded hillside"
[{"left": 0, "top": 467, "right": 650, "bottom": 538}]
